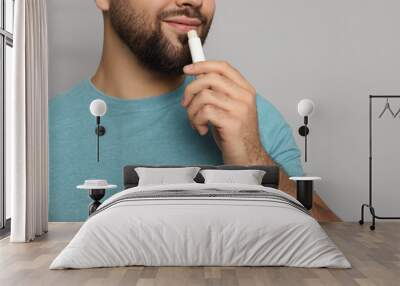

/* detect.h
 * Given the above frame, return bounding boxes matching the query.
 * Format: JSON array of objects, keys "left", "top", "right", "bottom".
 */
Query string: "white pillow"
[
  {"left": 200, "top": 169, "right": 266, "bottom": 185},
  {"left": 135, "top": 167, "right": 201, "bottom": 186}
]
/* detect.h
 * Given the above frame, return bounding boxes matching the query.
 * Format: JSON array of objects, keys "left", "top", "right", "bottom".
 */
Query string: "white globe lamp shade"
[
  {"left": 90, "top": 99, "right": 107, "bottom": 117},
  {"left": 297, "top": 99, "right": 314, "bottom": 117}
]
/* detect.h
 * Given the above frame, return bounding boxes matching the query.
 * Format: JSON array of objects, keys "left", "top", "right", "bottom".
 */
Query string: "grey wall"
[
  {"left": 48, "top": 0, "right": 400, "bottom": 221},
  {"left": 48, "top": 0, "right": 103, "bottom": 93}
]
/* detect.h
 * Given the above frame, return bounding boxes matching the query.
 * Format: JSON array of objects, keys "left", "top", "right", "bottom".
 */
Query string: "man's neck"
[{"left": 91, "top": 17, "right": 185, "bottom": 100}]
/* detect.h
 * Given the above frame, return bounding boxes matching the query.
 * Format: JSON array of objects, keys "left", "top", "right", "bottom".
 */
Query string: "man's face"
[{"left": 108, "top": 0, "right": 215, "bottom": 76}]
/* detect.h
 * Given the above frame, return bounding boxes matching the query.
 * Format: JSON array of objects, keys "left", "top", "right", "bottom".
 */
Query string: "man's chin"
[
  {"left": 149, "top": 60, "right": 186, "bottom": 76},
  {"left": 161, "top": 49, "right": 192, "bottom": 74},
  {"left": 155, "top": 69, "right": 184, "bottom": 77}
]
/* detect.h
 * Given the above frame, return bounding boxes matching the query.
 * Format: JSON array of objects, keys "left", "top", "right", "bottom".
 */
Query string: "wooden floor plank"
[{"left": 0, "top": 222, "right": 399, "bottom": 286}]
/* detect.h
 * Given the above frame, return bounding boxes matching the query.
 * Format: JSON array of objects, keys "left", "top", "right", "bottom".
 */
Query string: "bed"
[{"left": 50, "top": 165, "right": 350, "bottom": 269}]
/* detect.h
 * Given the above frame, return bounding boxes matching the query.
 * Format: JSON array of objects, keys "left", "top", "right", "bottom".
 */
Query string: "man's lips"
[{"left": 163, "top": 16, "right": 202, "bottom": 33}]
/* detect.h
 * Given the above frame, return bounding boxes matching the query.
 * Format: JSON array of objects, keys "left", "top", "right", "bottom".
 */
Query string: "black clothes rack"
[{"left": 359, "top": 95, "right": 400, "bottom": 230}]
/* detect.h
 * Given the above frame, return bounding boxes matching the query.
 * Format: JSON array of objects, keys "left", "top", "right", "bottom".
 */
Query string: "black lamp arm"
[
  {"left": 298, "top": 116, "right": 310, "bottom": 162},
  {"left": 94, "top": 116, "right": 106, "bottom": 162}
]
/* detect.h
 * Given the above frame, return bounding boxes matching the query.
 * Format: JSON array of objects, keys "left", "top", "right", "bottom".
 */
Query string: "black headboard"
[{"left": 123, "top": 165, "right": 280, "bottom": 189}]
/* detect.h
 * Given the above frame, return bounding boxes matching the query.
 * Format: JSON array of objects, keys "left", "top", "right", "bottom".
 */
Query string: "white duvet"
[{"left": 50, "top": 183, "right": 351, "bottom": 269}]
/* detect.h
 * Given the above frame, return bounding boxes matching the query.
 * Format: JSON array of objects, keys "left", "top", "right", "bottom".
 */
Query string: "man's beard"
[{"left": 109, "top": 0, "right": 211, "bottom": 76}]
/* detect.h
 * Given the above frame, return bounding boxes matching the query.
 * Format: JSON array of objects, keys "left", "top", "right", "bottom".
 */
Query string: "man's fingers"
[
  {"left": 182, "top": 73, "right": 248, "bottom": 107},
  {"left": 191, "top": 104, "right": 232, "bottom": 135},
  {"left": 186, "top": 89, "right": 233, "bottom": 121},
  {"left": 183, "top": 60, "right": 254, "bottom": 93}
]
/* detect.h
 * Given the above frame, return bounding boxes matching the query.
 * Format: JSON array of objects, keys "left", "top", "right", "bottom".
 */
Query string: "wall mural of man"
[{"left": 49, "top": 0, "right": 336, "bottom": 222}]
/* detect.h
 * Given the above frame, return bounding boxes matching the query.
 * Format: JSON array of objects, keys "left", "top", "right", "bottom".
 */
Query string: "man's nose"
[{"left": 176, "top": 0, "right": 203, "bottom": 9}]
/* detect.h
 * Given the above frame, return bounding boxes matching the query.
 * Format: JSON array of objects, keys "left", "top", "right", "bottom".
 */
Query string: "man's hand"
[{"left": 182, "top": 61, "right": 272, "bottom": 165}]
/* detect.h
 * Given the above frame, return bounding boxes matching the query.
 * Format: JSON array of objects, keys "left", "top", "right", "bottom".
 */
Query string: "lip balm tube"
[
  {"left": 188, "top": 30, "right": 205, "bottom": 63},
  {"left": 187, "top": 30, "right": 218, "bottom": 139}
]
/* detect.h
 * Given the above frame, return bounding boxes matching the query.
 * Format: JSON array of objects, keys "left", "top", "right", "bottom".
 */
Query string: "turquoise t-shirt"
[{"left": 49, "top": 75, "right": 304, "bottom": 221}]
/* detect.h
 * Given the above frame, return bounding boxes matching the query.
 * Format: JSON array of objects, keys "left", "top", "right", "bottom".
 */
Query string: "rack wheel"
[
  {"left": 359, "top": 220, "right": 364, "bottom": 225},
  {"left": 370, "top": 225, "right": 375, "bottom": 231}
]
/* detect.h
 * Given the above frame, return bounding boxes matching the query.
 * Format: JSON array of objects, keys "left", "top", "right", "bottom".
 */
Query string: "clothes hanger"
[
  {"left": 394, "top": 106, "right": 400, "bottom": 118},
  {"left": 378, "top": 98, "right": 395, "bottom": 118}
]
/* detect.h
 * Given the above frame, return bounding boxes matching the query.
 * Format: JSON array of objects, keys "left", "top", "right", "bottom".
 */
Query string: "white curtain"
[{"left": 7, "top": 0, "right": 49, "bottom": 242}]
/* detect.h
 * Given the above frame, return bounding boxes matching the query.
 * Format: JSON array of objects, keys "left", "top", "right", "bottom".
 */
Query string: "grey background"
[{"left": 47, "top": 0, "right": 400, "bottom": 221}]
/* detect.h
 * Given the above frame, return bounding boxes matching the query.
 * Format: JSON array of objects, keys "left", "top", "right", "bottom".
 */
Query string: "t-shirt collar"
[{"left": 86, "top": 75, "right": 194, "bottom": 112}]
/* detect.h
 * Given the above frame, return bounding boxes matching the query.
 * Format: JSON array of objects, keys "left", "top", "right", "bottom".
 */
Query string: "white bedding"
[{"left": 50, "top": 183, "right": 351, "bottom": 269}]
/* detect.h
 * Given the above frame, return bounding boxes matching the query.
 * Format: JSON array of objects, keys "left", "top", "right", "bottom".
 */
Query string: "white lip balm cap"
[{"left": 187, "top": 30, "right": 205, "bottom": 63}]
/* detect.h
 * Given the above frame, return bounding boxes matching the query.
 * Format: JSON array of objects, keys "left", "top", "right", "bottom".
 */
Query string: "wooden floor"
[{"left": 0, "top": 222, "right": 399, "bottom": 286}]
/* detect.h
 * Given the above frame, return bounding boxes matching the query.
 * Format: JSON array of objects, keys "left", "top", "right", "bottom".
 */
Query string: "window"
[{"left": 0, "top": 0, "right": 14, "bottom": 232}]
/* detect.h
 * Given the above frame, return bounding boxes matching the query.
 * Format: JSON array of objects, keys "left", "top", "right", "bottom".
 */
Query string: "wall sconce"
[
  {"left": 90, "top": 99, "right": 107, "bottom": 162},
  {"left": 297, "top": 99, "right": 314, "bottom": 162}
]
